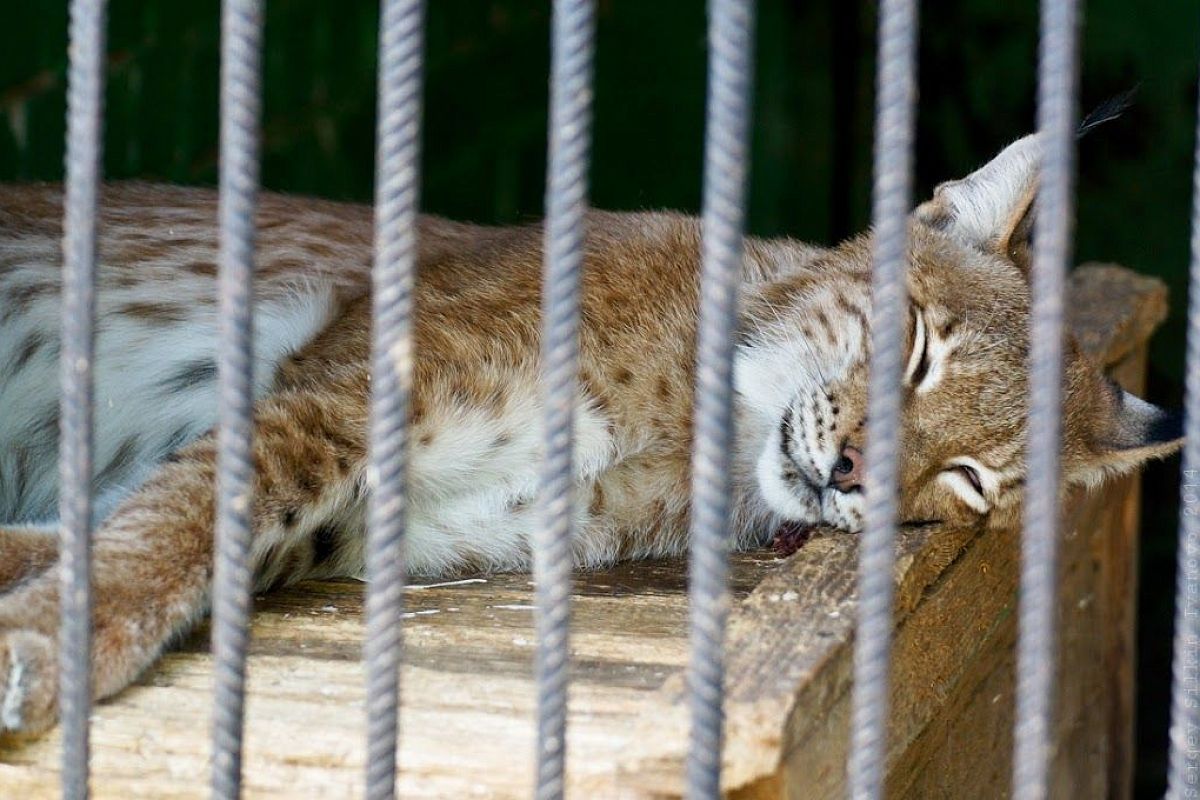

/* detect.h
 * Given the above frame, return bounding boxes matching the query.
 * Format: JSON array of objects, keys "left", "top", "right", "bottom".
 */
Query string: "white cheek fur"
[
  {"left": 754, "top": 428, "right": 818, "bottom": 521},
  {"left": 734, "top": 341, "right": 824, "bottom": 419}
]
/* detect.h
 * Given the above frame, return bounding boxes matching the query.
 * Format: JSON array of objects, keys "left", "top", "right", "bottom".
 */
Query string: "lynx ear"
[
  {"left": 1067, "top": 382, "right": 1183, "bottom": 488},
  {"left": 916, "top": 93, "right": 1136, "bottom": 272},
  {"left": 915, "top": 134, "right": 1040, "bottom": 273}
]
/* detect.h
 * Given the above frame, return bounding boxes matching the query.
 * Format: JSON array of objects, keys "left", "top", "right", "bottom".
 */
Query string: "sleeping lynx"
[{"left": 0, "top": 131, "right": 1181, "bottom": 734}]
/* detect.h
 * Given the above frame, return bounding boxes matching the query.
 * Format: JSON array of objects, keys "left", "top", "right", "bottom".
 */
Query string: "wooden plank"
[
  {"left": 0, "top": 555, "right": 777, "bottom": 798},
  {"left": 1094, "top": 346, "right": 1149, "bottom": 800}
]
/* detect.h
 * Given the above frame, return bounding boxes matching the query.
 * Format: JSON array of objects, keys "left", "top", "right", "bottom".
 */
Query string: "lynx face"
[{"left": 737, "top": 133, "right": 1181, "bottom": 536}]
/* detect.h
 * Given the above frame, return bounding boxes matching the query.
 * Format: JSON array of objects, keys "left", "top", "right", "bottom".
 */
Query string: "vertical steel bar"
[
  {"left": 846, "top": 1, "right": 919, "bottom": 798},
  {"left": 1012, "top": 1, "right": 1079, "bottom": 799},
  {"left": 533, "top": 0, "right": 595, "bottom": 798},
  {"left": 59, "top": 1, "right": 107, "bottom": 797},
  {"left": 1165, "top": 58, "right": 1200, "bottom": 800},
  {"left": 210, "top": 0, "right": 263, "bottom": 797},
  {"left": 364, "top": 1, "right": 424, "bottom": 798},
  {"left": 685, "top": 1, "right": 754, "bottom": 797}
]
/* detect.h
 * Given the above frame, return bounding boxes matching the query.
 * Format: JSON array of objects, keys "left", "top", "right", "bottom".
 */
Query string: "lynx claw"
[{"left": 0, "top": 629, "right": 57, "bottom": 736}]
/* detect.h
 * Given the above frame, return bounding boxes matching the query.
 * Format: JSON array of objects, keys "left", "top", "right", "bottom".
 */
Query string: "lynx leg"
[
  {"left": 0, "top": 527, "right": 57, "bottom": 591},
  {"left": 0, "top": 382, "right": 368, "bottom": 735}
]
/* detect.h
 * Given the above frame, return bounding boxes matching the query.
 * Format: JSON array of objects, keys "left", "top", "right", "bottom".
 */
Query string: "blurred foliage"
[{"left": 0, "top": 1, "right": 1197, "bottom": 795}]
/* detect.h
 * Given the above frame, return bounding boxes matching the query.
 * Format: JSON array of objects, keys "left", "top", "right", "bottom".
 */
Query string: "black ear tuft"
[{"left": 1076, "top": 85, "right": 1140, "bottom": 140}]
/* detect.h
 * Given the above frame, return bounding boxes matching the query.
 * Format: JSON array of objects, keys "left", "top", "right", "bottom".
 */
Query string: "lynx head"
[{"left": 737, "top": 133, "right": 1182, "bottom": 535}]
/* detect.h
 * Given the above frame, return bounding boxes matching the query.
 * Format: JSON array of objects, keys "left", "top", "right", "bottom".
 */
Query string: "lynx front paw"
[{"left": 0, "top": 629, "right": 57, "bottom": 735}]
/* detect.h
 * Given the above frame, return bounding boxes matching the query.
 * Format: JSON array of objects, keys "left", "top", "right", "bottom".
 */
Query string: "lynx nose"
[{"left": 829, "top": 445, "right": 863, "bottom": 493}]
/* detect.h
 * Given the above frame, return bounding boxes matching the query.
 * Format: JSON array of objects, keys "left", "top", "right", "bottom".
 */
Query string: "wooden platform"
[
  {"left": 0, "top": 555, "right": 782, "bottom": 798},
  {"left": 0, "top": 264, "right": 1168, "bottom": 798}
]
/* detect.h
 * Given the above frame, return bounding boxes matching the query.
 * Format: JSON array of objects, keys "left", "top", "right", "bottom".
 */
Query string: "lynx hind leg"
[
  {"left": 0, "top": 382, "right": 369, "bottom": 736},
  {"left": 0, "top": 526, "right": 57, "bottom": 592},
  {"left": 0, "top": 628, "right": 55, "bottom": 734},
  {"left": 0, "top": 527, "right": 59, "bottom": 733}
]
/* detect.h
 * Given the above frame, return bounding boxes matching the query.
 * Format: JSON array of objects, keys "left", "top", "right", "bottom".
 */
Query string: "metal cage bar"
[
  {"left": 685, "top": 1, "right": 755, "bottom": 796},
  {"left": 59, "top": 0, "right": 108, "bottom": 796},
  {"left": 1012, "top": 1, "right": 1078, "bottom": 798},
  {"left": 533, "top": 0, "right": 596, "bottom": 798},
  {"left": 1166, "top": 57, "right": 1200, "bottom": 800},
  {"left": 209, "top": 0, "right": 264, "bottom": 796},
  {"left": 846, "top": 1, "right": 919, "bottom": 798},
  {"left": 364, "top": 0, "right": 425, "bottom": 798}
]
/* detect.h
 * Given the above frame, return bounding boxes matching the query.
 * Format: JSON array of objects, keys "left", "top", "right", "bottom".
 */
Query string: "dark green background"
[{"left": 1, "top": 1, "right": 1197, "bottom": 794}]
